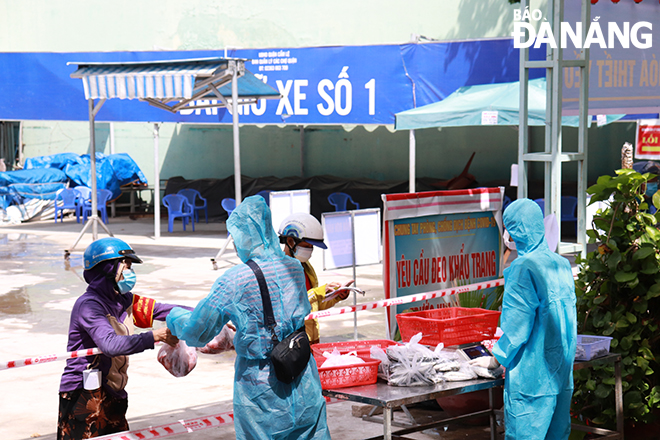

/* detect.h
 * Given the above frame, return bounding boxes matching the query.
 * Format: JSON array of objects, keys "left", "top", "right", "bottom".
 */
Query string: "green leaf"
[
  {"left": 615, "top": 271, "right": 637, "bottom": 283},
  {"left": 636, "top": 356, "right": 649, "bottom": 371},
  {"left": 649, "top": 387, "right": 660, "bottom": 406},
  {"left": 634, "top": 247, "right": 655, "bottom": 260},
  {"left": 615, "top": 318, "right": 630, "bottom": 329},
  {"left": 621, "top": 336, "right": 633, "bottom": 351},
  {"left": 624, "top": 390, "right": 643, "bottom": 406},
  {"left": 602, "top": 323, "right": 615, "bottom": 336},
  {"left": 595, "top": 384, "right": 611, "bottom": 399},
  {"left": 647, "top": 284, "right": 660, "bottom": 299},
  {"left": 633, "top": 298, "right": 649, "bottom": 313},
  {"left": 606, "top": 251, "right": 622, "bottom": 270},
  {"left": 645, "top": 225, "right": 660, "bottom": 241},
  {"left": 626, "top": 312, "right": 637, "bottom": 324},
  {"left": 653, "top": 191, "right": 660, "bottom": 209},
  {"left": 593, "top": 295, "right": 606, "bottom": 305},
  {"left": 640, "top": 259, "right": 659, "bottom": 275}
]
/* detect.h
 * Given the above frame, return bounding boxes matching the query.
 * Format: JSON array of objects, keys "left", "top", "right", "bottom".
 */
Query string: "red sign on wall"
[{"left": 636, "top": 119, "right": 660, "bottom": 160}]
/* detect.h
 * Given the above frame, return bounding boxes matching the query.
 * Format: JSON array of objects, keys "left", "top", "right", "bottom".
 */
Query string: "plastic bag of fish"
[{"left": 370, "top": 333, "right": 503, "bottom": 386}]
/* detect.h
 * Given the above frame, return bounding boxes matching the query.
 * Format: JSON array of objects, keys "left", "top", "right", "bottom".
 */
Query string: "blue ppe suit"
[
  {"left": 167, "top": 196, "right": 330, "bottom": 440},
  {"left": 492, "top": 199, "right": 577, "bottom": 440}
]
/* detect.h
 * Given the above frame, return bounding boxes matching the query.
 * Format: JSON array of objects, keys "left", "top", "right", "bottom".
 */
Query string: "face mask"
[
  {"left": 503, "top": 229, "right": 516, "bottom": 251},
  {"left": 117, "top": 269, "right": 136, "bottom": 294},
  {"left": 294, "top": 246, "right": 313, "bottom": 263},
  {"left": 646, "top": 181, "right": 658, "bottom": 198}
]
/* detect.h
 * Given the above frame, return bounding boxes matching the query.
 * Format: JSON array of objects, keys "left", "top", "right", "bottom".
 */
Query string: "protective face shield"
[
  {"left": 294, "top": 246, "right": 313, "bottom": 263},
  {"left": 116, "top": 268, "right": 136, "bottom": 294}
]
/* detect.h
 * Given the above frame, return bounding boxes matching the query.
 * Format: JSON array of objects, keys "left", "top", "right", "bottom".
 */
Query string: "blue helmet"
[{"left": 83, "top": 237, "right": 143, "bottom": 270}]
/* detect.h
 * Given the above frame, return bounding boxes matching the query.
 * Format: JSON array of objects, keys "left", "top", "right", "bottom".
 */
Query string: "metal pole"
[
  {"left": 89, "top": 99, "right": 99, "bottom": 240},
  {"left": 110, "top": 122, "right": 116, "bottom": 218},
  {"left": 351, "top": 211, "right": 358, "bottom": 340},
  {"left": 518, "top": 0, "right": 529, "bottom": 200},
  {"left": 300, "top": 125, "right": 305, "bottom": 177},
  {"left": 153, "top": 123, "right": 161, "bottom": 240},
  {"left": 231, "top": 61, "right": 242, "bottom": 205},
  {"left": 409, "top": 129, "right": 416, "bottom": 193}
]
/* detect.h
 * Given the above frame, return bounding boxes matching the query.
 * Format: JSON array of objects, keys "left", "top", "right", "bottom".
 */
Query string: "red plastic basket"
[
  {"left": 314, "top": 355, "right": 381, "bottom": 390},
  {"left": 311, "top": 339, "right": 402, "bottom": 358},
  {"left": 396, "top": 307, "right": 501, "bottom": 347}
]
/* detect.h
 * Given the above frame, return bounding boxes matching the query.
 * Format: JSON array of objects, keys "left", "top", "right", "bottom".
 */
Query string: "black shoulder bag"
[{"left": 246, "top": 260, "right": 311, "bottom": 384}]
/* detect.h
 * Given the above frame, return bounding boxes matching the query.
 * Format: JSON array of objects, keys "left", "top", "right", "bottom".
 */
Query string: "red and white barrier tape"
[
  {"left": 0, "top": 347, "right": 102, "bottom": 371},
  {"left": 306, "top": 278, "right": 505, "bottom": 321},
  {"left": 94, "top": 411, "right": 235, "bottom": 440},
  {"left": 93, "top": 398, "right": 342, "bottom": 440},
  {"left": 1, "top": 279, "right": 504, "bottom": 370}
]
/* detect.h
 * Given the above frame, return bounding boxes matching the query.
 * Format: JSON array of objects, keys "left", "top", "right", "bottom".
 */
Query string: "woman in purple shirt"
[{"left": 57, "top": 237, "right": 180, "bottom": 440}]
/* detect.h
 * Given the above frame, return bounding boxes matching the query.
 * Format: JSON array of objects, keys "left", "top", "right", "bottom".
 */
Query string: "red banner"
[{"left": 636, "top": 119, "right": 660, "bottom": 160}]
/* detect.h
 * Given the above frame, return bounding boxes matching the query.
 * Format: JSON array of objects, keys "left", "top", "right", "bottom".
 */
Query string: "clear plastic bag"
[
  {"left": 198, "top": 325, "right": 236, "bottom": 354},
  {"left": 157, "top": 341, "right": 197, "bottom": 377},
  {"left": 320, "top": 348, "right": 365, "bottom": 368},
  {"left": 386, "top": 333, "right": 446, "bottom": 386},
  {"left": 370, "top": 346, "right": 391, "bottom": 380}
]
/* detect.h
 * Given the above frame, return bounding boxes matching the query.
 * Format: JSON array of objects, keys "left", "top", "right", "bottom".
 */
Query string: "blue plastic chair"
[
  {"left": 256, "top": 190, "right": 272, "bottom": 206},
  {"left": 178, "top": 188, "right": 208, "bottom": 224},
  {"left": 534, "top": 198, "right": 545, "bottom": 215},
  {"left": 328, "top": 192, "right": 360, "bottom": 211},
  {"left": 561, "top": 196, "right": 578, "bottom": 234},
  {"left": 82, "top": 189, "right": 113, "bottom": 224},
  {"left": 221, "top": 198, "right": 236, "bottom": 218},
  {"left": 502, "top": 195, "right": 513, "bottom": 213},
  {"left": 163, "top": 194, "right": 195, "bottom": 233},
  {"left": 74, "top": 186, "right": 91, "bottom": 219},
  {"left": 54, "top": 188, "right": 80, "bottom": 223}
]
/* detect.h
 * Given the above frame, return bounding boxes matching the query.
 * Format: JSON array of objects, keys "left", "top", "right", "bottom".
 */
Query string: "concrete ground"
[{"left": 0, "top": 213, "right": 504, "bottom": 440}]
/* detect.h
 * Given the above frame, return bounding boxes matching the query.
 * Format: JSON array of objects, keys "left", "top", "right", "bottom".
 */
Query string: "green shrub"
[{"left": 573, "top": 169, "right": 660, "bottom": 427}]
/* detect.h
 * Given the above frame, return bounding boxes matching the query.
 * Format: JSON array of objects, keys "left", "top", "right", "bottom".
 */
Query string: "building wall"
[{"left": 5, "top": 0, "right": 632, "bottom": 191}]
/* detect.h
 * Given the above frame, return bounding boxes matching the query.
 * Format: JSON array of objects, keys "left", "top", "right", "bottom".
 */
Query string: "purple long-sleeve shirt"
[{"left": 59, "top": 260, "right": 185, "bottom": 399}]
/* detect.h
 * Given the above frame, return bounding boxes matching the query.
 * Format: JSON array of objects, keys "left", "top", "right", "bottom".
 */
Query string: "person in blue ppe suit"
[
  {"left": 166, "top": 196, "right": 330, "bottom": 440},
  {"left": 491, "top": 198, "right": 577, "bottom": 440}
]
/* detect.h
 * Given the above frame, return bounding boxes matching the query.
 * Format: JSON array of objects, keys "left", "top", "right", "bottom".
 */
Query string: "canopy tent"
[
  {"left": 394, "top": 78, "right": 622, "bottom": 130},
  {"left": 66, "top": 57, "right": 280, "bottom": 252}
]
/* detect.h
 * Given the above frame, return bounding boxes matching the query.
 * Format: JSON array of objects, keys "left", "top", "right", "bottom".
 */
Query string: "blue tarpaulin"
[
  {"left": 0, "top": 168, "right": 68, "bottom": 207},
  {"left": 1, "top": 153, "right": 147, "bottom": 208}
]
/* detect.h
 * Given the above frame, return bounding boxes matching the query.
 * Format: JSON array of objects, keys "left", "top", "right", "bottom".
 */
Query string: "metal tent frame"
[
  {"left": 65, "top": 57, "right": 280, "bottom": 256},
  {"left": 517, "top": 0, "right": 590, "bottom": 256}
]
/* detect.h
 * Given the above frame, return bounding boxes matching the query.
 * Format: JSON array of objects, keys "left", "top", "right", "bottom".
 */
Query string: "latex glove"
[{"left": 468, "top": 356, "right": 500, "bottom": 369}]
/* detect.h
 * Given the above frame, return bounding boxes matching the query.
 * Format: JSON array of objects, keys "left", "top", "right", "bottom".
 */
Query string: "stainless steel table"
[
  {"left": 572, "top": 353, "right": 623, "bottom": 439},
  {"left": 323, "top": 353, "right": 624, "bottom": 440},
  {"left": 323, "top": 378, "right": 505, "bottom": 440}
]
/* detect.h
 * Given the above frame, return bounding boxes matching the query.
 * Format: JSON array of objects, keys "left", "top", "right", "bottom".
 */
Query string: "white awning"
[{"left": 69, "top": 57, "right": 280, "bottom": 112}]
